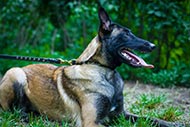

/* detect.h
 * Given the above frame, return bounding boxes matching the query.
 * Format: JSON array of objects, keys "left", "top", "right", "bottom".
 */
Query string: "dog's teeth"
[
  {"left": 122, "top": 53, "right": 128, "bottom": 57},
  {"left": 121, "top": 52, "right": 132, "bottom": 60},
  {"left": 126, "top": 55, "right": 131, "bottom": 60},
  {"left": 121, "top": 52, "right": 125, "bottom": 56}
]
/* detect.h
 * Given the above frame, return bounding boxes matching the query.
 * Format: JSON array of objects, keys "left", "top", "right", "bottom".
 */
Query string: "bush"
[{"left": 118, "top": 62, "right": 190, "bottom": 88}]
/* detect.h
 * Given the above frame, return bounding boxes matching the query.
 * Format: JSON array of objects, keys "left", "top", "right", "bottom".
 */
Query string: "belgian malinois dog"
[{"left": 0, "top": 7, "right": 176, "bottom": 127}]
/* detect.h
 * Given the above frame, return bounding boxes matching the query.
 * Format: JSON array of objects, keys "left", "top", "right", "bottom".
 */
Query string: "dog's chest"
[
  {"left": 64, "top": 64, "right": 124, "bottom": 106},
  {"left": 61, "top": 64, "right": 124, "bottom": 124},
  {"left": 64, "top": 65, "right": 120, "bottom": 96}
]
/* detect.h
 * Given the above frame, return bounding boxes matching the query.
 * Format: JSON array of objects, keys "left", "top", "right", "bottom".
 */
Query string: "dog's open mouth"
[{"left": 120, "top": 49, "right": 154, "bottom": 68}]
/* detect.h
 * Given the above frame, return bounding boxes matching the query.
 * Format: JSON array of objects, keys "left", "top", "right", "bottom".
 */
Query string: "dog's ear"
[
  {"left": 98, "top": 7, "right": 111, "bottom": 32},
  {"left": 76, "top": 36, "right": 100, "bottom": 63}
]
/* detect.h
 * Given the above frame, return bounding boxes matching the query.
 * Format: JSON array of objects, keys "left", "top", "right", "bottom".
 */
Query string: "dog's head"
[
  {"left": 98, "top": 7, "right": 155, "bottom": 68},
  {"left": 77, "top": 7, "right": 155, "bottom": 69}
]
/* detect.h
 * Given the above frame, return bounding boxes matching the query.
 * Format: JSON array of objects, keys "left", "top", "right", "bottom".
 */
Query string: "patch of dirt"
[{"left": 124, "top": 81, "right": 190, "bottom": 125}]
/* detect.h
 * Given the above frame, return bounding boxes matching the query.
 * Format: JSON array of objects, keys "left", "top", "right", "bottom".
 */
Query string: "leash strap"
[{"left": 0, "top": 54, "right": 76, "bottom": 65}]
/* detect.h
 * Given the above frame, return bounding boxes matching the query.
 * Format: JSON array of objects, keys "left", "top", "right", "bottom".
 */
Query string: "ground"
[
  {"left": 0, "top": 74, "right": 190, "bottom": 126},
  {"left": 124, "top": 81, "right": 190, "bottom": 125}
]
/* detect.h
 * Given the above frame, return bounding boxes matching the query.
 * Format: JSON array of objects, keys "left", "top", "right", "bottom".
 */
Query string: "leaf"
[
  {"left": 155, "top": 11, "right": 162, "bottom": 17},
  {"left": 147, "top": 10, "right": 155, "bottom": 14}
]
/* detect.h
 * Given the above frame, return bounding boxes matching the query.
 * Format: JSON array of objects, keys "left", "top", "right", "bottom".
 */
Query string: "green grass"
[
  {"left": 128, "top": 93, "right": 184, "bottom": 122},
  {"left": 0, "top": 93, "right": 184, "bottom": 127},
  {"left": 0, "top": 108, "right": 70, "bottom": 127}
]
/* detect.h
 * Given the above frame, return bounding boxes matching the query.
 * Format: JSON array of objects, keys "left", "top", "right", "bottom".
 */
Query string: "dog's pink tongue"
[
  {"left": 126, "top": 51, "right": 154, "bottom": 68},
  {"left": 138, "top": 56, "right": 154, "bottom": 68}
]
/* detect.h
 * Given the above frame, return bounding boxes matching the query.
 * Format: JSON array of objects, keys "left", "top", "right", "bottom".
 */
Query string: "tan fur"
[
  {"left": 0, "top": 67, "right": 27, "bottom": 109},
  {"left": 0, "top": 37, "right": 119, "bottom": 127},
  {"left": 77, "top": 36, "right": 100, "bottom": 63}
]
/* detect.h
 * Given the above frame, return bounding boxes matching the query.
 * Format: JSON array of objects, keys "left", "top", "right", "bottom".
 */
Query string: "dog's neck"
[{"left": 76, "top": 36, "right": 120, "bottom": 69}]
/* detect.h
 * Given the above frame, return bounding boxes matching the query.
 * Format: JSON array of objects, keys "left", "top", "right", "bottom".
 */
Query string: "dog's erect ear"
[
  {"left": 76, "top": 36, "right": 100, "bottom": 63},
  {"left": 98, "top": 7, "right": 111, "bottom": 31}
]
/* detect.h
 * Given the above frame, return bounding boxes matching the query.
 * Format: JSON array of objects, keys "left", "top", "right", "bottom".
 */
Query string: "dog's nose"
[
  {"left": 144, "top": 42, "right": 156, "bottom": 51},
  {"left": 150, "top": 43, "right": 156, "bottom": 50}
]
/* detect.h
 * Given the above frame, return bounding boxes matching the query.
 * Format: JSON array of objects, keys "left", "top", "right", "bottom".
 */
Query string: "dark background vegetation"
[{"left": 0, "top": 0, "right": 190, "bottom": 87}]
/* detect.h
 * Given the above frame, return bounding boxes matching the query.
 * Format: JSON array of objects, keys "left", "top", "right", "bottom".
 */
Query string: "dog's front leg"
[
  {"left": 124, "top": 111, "right": 181, "bottom": 127},
  {"left": 81, "top": 101, "right": 99, "bottom": 127}
]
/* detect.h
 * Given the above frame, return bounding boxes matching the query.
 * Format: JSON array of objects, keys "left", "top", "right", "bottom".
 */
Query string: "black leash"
[{"left": 0, "top": 54, "right": 76, "bottom": 65}]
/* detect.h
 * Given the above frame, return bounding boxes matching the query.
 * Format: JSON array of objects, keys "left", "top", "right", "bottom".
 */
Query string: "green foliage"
[
  {"left": 157, "top": 107, "right": 184, "bottom": 121},
  {"left": 129, "top": 93, "right": 184, "bottom": 122},
  {"left": 137, "top": 94, "right": 166, "bottom": 110},
  {"left": 117, "top": 58, "right": 190, "bottom": 87},
  {"left": 111, "top": 114, "right": 134, "bottom": 127},
  {"left": 126, "top": 62, "right": 190, "bottom": 87},
  {"left": 0, "top": 108, "right": 71, "bottom": 127},
  {"left": 0, "top": 108, "right": 23, "bottom": 127},
  {"left": 111, "top": 114, "right": 155, "bottom": 127},
  {"left": 130, "top": 94, "right": 166, "bottom": 115},
  {"left": 0, "top": 0, "right": 190, "bottom": 87}
]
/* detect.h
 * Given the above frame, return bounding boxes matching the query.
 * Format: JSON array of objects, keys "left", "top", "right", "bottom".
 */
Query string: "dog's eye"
[
  {"left": 125, "top": 31, "right": 130, "bottom": 37},
  {"left": 124, "top": 30, "right": 130, "bottom": 36}
]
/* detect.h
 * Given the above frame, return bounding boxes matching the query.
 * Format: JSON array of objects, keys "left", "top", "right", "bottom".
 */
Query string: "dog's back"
[{"left": 0, "top": 64, "right": 84, "bottom": 126}]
